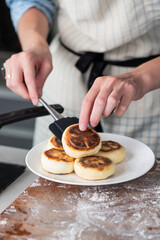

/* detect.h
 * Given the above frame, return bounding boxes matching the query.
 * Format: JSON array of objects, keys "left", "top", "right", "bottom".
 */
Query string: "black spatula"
[{"left": 39, "top": 98, "right": 79, "bottom": 141}]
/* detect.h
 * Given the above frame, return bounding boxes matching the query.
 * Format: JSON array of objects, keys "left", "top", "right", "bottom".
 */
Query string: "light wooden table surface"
[{"left": 0, "top": 159, "right": 160, "bottom": 240}]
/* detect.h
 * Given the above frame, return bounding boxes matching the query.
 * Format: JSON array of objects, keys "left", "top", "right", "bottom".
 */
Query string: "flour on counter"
[{"left": 0, "top": 160, "right": 160, "bottom": 240}]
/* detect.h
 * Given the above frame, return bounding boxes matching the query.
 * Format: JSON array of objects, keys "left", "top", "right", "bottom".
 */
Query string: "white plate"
[{"left": 26, "top": 133, "right": 155, "bottom": 186}]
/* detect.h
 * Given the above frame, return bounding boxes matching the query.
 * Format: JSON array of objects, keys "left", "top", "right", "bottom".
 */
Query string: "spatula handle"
[
  {"left": 0, "top": 104, "right": 64, "bottom": 128},
  {"left": 39, "top": 97, "right": 64, "bottom": 121}
]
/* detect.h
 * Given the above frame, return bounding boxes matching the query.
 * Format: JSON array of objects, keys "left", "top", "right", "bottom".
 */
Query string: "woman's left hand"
[{"left": 79, "top": 70, "right": 145, "bottom": 131}]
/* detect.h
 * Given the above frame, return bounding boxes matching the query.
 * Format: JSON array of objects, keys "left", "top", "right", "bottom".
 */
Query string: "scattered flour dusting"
[{"left": 0, "top": 160, "right": 160, "bottom": 240}]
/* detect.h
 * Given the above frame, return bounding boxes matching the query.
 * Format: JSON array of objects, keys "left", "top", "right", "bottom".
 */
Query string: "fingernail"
[
  {"left": 90, "top": 121, "right": 97, "bottom": 127},
  {"left": 38, "top": 89, "right": 42, "bottom": 97},
  {"left": 79, "top": 123, "right": 86, "bottom": 131},
  {"left": 32, "top": 98, "right": 38, "bottom": 105}
]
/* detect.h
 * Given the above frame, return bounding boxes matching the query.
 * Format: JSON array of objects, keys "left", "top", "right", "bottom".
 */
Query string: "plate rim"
[{"left": 25, "top": 133, "right": 155, "bottom": 186}]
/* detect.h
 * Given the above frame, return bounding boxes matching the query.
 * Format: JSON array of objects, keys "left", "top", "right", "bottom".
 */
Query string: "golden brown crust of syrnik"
[
  {"left": 65, "top": 125, "right": 101, "bottom": 150},
  {"left": 78, "top": 156, "right": 112, "bottom": 171},
  {"left": 44, "top": 148, "right": 74, "bottom": 162},
  {"left": 100, "top": 141, "right": 121, "bottom": 152},
  {"left": 51, "top": 136, "right": 63, "bottom": 149}
]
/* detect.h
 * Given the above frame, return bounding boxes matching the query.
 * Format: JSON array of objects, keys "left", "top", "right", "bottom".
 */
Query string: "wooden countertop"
[{"left": 0, "top": 159, "right": 160, "bottom": 240}]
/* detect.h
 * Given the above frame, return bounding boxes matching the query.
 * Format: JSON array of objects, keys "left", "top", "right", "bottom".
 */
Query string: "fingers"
[
  {"left": 79, "top": 77, "right": 112, "bottom": 130},
  {"left": 23, "top": 59, "right": 39, "bottom": 105},
  {"left": 114, "top": 84, "right": 136, "bottom": 116},
  {"left": 79, "top": 84, "right": 99, "bottom": 131},
  {"left": 5, "top": 58, "right": 30, "bottom": 100},
  {"left": 6, "top": 54, "right": 38, "bottom": 105},
  {"left": 79, "top": 74, "right": 138, "bottom": 131},
  {"left": 89, "top": 88, "right": 111, "bottom": 127},
  {"left": 102, "top": 89, "right": 123, "bottom": 117},
  {"left": 4, "top": 51, "right": 52, "bottom": 105}
]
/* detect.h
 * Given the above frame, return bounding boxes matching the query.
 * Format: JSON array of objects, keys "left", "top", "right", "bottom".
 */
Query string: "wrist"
[
  {"left": 21, "top": 31, "right": 49, "bottom": 52},
  {"left": 132, "top": 57, "right": 160, "bottom": 95},
  {"left": 138, "top": 71, "right": 152, "bottom": 96}
]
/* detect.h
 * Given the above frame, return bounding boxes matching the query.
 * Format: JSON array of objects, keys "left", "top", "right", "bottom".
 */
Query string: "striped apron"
[{"left": 33, "top": 0, "right": 160, "bottom": 157}]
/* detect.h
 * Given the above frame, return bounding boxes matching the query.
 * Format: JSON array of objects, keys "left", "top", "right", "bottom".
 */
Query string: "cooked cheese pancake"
[
  {"left": 47, "top": 136, "right": 63, "bottom": 150},
  {"left": 62, "top": 124, "right": 101, "bottom": 158},
  {"left": 95, "top": 140, "right": 126, "bottom": 164},
  {"left": 41, "top": 148, "right": 74, "bottom": 174},
  {"left": 74, "top": 156, "right": 115, "bottom": 180}
]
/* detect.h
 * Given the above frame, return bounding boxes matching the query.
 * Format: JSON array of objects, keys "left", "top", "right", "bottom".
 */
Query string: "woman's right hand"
[{"left": 5, "top": 42, "right": 53, "bottom": 105}]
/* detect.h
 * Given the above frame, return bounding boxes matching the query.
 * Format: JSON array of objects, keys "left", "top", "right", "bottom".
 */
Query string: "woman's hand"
[
  {"left": 5, "top": 42, "right": 52, "bottom": 105},
  {"left": 4, "top": 7, "right": 52, "bottom": 105},
  {"left": 79, "top": 55, "right": 160, "bottom": 131}
]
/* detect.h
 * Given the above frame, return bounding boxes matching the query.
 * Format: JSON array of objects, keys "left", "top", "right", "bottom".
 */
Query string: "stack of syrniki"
[
  {"left": 95, "top": 140, "right": 126, "bottom": 164},
  {"left": 41, "top": 124, "right": 126, "bottom": 181},
  {"left": 74, "top": 156, "right": 115, "bottom": 180},
  {"left": 41, "top": 148, "right": 75, "bottom": 174},
  {"left": 41, "top": 135, "right": 74, "bottom": 174},
  {"left": 46, "top": 135, "right": 63, "bottom": 150}
]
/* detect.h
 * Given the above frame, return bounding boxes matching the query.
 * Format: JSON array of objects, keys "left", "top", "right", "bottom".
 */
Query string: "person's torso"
[{"left": 56, "top": 0, "right": 160, "bottom": 60}]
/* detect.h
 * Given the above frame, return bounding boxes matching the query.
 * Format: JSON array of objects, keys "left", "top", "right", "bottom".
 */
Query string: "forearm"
[{"left": 17, "top": 7, "right": 49, "bottom": 51}]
